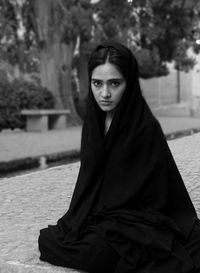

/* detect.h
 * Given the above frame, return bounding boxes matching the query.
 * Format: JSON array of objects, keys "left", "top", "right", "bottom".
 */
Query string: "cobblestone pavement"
[
  {"left": 0, "top": 163, "right": 81, "bottom": 273},
  {"left": 0, "top": 133, "right": 200, "bottom": 272}
]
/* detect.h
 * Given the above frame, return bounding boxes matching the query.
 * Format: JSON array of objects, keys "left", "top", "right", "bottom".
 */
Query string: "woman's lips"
[{"left": 100, "top": 101, "right": 112, "bottom": 106}]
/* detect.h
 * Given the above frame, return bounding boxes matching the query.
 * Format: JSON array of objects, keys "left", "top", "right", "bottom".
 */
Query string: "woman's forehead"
[{"left": 91, "top": 63, "right": 124, "bottom": 80}]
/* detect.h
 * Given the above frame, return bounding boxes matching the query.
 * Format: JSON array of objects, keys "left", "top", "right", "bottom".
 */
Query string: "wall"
[
  {"left": 140, "top": 51, "right": 200, "bottom": 116},
  {"left": 140, "top": 71, "right": 192, "bottom": 108}
]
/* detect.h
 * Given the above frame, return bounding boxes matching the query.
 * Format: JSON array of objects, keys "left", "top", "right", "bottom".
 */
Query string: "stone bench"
[{"left": 21, "top": 109, "right": 70, "bottom": 132}]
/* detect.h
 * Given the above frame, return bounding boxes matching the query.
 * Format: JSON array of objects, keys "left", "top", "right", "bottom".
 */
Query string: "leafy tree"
[
  {"left": 92, "top": 0, "right": 200, "bottom": 77},
  {"left": 0, "top": 0, "right": 38, "bottom": 73},
  {"left": 0, "top": 0, "right": 94, "bottom": 122},
  {"left": 1, "top": 0, "right": 200, "bottom": 119},
  {"left": 136, "top": 0, "right": 200, "bottom": 67},
  {"left": 27, "top": 0, "right": 93, "bottom": 122}
]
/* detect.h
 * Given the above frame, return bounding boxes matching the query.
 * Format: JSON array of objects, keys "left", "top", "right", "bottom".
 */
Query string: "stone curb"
[
  {"left": 0, "top": 150, "right": 80, "bottom": 176},
  {"left": 165, "top": 127, "right": 200, "bottom": 140}
]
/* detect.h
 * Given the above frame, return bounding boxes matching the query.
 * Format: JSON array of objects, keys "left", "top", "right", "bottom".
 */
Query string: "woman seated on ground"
[{"left": 38, "top": 41, "right": 200, "bottom": 273}]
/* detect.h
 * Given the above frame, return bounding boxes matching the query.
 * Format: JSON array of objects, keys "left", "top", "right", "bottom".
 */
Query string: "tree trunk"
[
  {"left": 60, "top": 42, "right": 82, "bottom": 124},
  {"left": 33, "top": 0, "right": 81, "bottom": 123},
  {"left": 78, "top": 46, "right": 89, "bottom": 101},
  {"left": 12, "top": 1, "right": 26, "bottom": 74},
  {"left": 177, "top": 66, "right": 181, "bottom": 103},
  {"left": 39, "top": 37, "right": 63, "bottom": 109}
]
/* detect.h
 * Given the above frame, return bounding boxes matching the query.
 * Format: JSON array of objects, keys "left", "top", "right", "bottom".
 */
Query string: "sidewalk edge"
[{"left": 0, "top": 149, "right": 80, "bottom": 175}]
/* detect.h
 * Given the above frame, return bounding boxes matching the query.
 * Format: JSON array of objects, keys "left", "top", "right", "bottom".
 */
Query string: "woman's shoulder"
[{"left": 138, "top": 114, "right": 163, "bottom": 137}]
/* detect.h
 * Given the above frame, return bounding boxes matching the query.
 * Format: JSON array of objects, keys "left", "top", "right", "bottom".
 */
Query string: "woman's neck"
[
  {"left": 105, "top": 110, "right": 115, "bottom": 135},
  {"left": 106, "top": 110, "right": 114, "bottom": 121}
]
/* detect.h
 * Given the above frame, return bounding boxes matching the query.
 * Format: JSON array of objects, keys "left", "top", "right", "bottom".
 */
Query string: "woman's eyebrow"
[
  {"left": 108, "top": 78, "right": 124, "bottom": 81},
  {"left": 91, "top": 78, "right": 124, "bottom": 81}
]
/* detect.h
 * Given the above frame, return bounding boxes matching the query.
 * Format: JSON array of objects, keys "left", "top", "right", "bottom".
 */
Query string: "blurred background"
[
  {"left": 0, "top": 0, "right": 200, "bottom": 176},
  {"left": 0, "top": 0, "right": 200, "bottom": 126}
]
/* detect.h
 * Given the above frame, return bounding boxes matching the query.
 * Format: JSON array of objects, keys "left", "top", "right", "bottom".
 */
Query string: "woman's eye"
[
  {"left": 92, "top": 81, "right": 102, "bottom": 87},
  {"left": 111, "top": 81, "right": 120, "bottom": 87}
]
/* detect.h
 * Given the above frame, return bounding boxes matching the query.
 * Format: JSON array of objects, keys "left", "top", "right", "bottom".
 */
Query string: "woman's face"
[{"left": 91, "top": 62, "right": 126, "bottom": 112}]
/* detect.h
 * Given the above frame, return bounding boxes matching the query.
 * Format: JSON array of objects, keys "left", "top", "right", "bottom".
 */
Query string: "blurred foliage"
[
  {"left": 0, "top": 79, "right": 54, "bottom": 130},
  {"left": 91, "top": 0, "right": 137, "bottom": 42},
  {"left": 0, "top": 0, "right": 200, "bottom": 82},
  {"left": 92, "top": 0, "right": 200, "bottom": 76},
  {"left": 192, "top": 26, "right": 200, "bottom": 54},
  {"left": 193, "top": 42, "right": 200, "bottom": 54},
  {"left": 0, "top": 68, "right": 9, "bottom": 83},
  {"left": 59, "top": 0, "right": 93, "bottom": 45},
  {"left": 14, "top": 80, "right": 55, "bottom": 110},
  {"left": 142, "top": 0, "right": 197, "bottom": 61},
  {"left": 0, "top": 80, "right": 22, "bottom": 130},
  {"left": 133, "top": 47, "right": 168, "bottom": 78},
  {"left": 0, "top": 0, "right": 38, "bottom": 71},
  {"left": 173, "top": 41, "right": 197, "bottom": 72},
  {"left": 0, "top": 0, "right": 18, "bottom": 64}
]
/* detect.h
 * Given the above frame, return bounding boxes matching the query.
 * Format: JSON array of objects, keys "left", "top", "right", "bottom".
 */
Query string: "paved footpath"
[
  {"left": 0, "top": 126, "right": 81, "bottom": 162},
  {"left": 0, "top": 133, "right": 200, "bottom": 272},
  {"left": 0, "top": 117, "right": 200, "bottom": 163}
]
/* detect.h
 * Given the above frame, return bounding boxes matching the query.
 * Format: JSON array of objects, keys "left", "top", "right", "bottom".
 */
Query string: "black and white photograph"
[{"left": 0, "top": 1, "right": 200, "bottom": 272}]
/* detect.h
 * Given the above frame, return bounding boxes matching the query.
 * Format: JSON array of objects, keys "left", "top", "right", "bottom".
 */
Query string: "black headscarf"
[{"left": 57, "top": 41, "right": 198, "bottom": 271}]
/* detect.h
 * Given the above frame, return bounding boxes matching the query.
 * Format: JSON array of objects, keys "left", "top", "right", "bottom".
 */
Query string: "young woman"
[{"left": 38, "top": 41, "right": 200, "bottom": 273}]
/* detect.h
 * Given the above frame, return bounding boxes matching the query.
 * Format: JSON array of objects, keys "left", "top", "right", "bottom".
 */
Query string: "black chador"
[{"left": 39, "top": 42, "right": 200, "bottom": 273}]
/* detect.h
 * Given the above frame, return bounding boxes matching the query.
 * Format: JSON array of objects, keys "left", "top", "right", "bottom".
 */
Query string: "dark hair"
[{"left": 88, "top": 41, "right": 137, "bottom": 83}]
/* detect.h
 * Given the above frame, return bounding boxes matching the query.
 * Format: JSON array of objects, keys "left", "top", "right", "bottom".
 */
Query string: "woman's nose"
[{"left": 101, "top": 85, "right": 111, "bottom": 98}]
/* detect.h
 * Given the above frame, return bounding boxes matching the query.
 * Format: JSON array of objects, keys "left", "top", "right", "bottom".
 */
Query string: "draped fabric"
[{"left": 39, "top": 42, "right": 200, "bottom": 272}]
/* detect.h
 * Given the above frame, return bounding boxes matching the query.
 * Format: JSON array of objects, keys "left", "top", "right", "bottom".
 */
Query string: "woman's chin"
[{"left": 100, "top": 105, "right": 115, "bottom": 112}]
